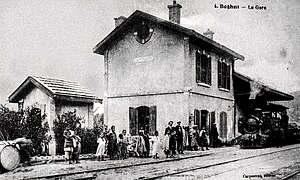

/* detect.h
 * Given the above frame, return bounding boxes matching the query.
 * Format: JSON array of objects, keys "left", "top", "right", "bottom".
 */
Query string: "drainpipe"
[{"left": 105, "top": 50, "right": 109, "bottom": 127}]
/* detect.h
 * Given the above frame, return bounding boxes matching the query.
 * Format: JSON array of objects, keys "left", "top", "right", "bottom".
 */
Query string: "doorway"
[{"left": 129, "top": 106, "right": 156, "bottom": 135}]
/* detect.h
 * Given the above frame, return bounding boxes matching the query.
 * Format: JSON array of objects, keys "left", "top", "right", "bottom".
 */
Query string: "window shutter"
[
  {"left": 200, "top": 54, "right": 206, "bottom": 83},
  {"left": 219, "top": 112, "right": 227, "bottom": 138},
  {"left": 219, "top": 113, "right": 223, "bottom": 138},
  {"left": 196, "top": 51, "right": 201, "bottom": 83},
  {"left": 129, "top": 107, "right": 137, "bottom": 135},
  {"left": 208, "top": 57, "right": 212, "bottom": 85},
  {"left": 224, "top": 112, "right": 227, "bottom": 138},
  {"left": 222, "top": 62, "right": 225, "bottom": 88},
  {"left": 194, "top": 109, "right": 200, "bottom": 128},
  {"left": 218, "top": 60, "right": 221, "bottom": 87},
  {"left": 210, "top": 111, "right": 215, "bottom": 125},
  {"left": 226, "top": 64, "right": 230, "bottom": 90},
  {"left": 149, "top": 106, "right": 157, "bottom": 136}
]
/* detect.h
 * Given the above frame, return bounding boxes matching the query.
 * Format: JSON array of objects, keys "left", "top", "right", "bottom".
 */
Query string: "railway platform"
[{"left": 1, "top": 144, "right": 300, "bottom": 180}]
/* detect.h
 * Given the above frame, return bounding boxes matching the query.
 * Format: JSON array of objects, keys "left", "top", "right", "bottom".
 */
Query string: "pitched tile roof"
[
  {"left": 9, "top": 76, "right": 100, "bottom": 103},
  {"left": 93, "top": 10, "right": 244, "bottom": 60},
  {"left": 34, "top": 76, "right": 99, "bottom": 99}
]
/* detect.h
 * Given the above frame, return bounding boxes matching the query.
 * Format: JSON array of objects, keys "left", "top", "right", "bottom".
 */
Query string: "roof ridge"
[
  {"left": 9, "top": 76, "right": 100, "bottom": 103},
  {"left": 93, "top": 10, "right": 244, "bottom": 60},
  {"left": 31, "top": 76, "right": 98, "bottom": 98},
  {"left": 32, "top": 76, "right": 80, "bottom": 85}
]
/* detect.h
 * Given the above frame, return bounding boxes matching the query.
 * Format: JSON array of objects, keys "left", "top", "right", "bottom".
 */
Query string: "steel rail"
[
  {"left": 22, "top": 153, "right": 211, "bottom": 180},
  {"left": 20, "top": 146, "right": 300, "bottom": 180},
  {"left": 140, "top": 146, "right": 300, "bottom": 180},
  {"left": 280, "top": 170, "right": 300, "bottom": 180}
]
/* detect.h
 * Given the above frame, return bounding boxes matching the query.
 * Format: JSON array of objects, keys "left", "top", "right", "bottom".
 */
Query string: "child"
[
  {"left": 163, "top": 128, "right": 171, "bottom": 158},
  {"left": 72, "top": 135, "right": 81, "bottom": 163},
  {"left": 118, "top": 134, "right": 127, "bottom": 160},
  {"left": 96, "top": 133, "right": 106, "bottom": 161},
  {"left": 151, "top": 131, "right": 160, "bottom": 158}
]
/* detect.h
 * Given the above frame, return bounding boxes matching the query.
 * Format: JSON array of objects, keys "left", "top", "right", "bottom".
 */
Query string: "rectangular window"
[
  {"left": 218, "top": 59, "right": 230, "bottom": 90},
  {"left": 196, "top": 50, "right": 211, "bottom": 85}
]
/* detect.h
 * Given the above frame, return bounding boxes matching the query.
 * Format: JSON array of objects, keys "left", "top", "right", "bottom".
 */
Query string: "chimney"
[
  {"left": 167, "top": 1, "right": 182, "bottom": 24},
  {"left": 114, "top": 16, "right": 127, "bottom": 27},
  {"left": 203, "top": 29, "right": 214, "bottom": 40}
]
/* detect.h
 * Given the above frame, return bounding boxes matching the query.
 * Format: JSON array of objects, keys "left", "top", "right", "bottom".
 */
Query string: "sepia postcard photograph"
[{"left": 0, "top": 0, "right": 299, "bottom": 179}]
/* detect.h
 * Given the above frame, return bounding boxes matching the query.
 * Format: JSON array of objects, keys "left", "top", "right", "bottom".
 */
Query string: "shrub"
[
  {"left": 0, "top": 105, "right": 49, "bottom": 155},
  {"left": 53, "top": 110, "right": 106, "bottom": 155}
]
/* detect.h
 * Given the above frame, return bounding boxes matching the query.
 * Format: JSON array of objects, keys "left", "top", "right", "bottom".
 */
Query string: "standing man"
[
  {"left": 143, "top": 129, "right": 150, "bottom": 158},
  {"left": 121, "top": 129, "right": 129, "bottom": 158},
  {"left": 165, "top": 121, "right": 176, "bottom": 158},
  {"left": 175, "top": 121, "right": 184, "bottom": 154},
  {"left": 107, "top": 125, "right": 117, "bottom": 160},
  {"left": 210, "top": 123, "right": 219, "bottom": 148}
]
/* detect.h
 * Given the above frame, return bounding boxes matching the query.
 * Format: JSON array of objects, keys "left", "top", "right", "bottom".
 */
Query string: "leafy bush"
[
  {"left": 53, "top": 110, "right": 106, "bottom": 155},
  {"left": 77, "top": 128, "right": 100, "bottom": 154},
  {"left": 0, "top": 105, "right": 49, "bottom": 155}
]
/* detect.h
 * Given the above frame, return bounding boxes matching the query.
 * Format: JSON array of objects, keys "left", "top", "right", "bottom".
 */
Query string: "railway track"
[
  {"left": 20, "top": 145, "right": 300, "bottom": 180},
  {"left": 139, "top": 146, "right": 300, "bottom": 180},
  {"left": 280, "top": 169, "right": 300, "bottom": 180},
  {"left": 21, "top": 153, "right": 211, "bottom": 180}
]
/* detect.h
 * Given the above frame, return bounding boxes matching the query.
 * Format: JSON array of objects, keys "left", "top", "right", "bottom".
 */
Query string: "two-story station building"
[{"left": 93, "top": 1, "right": 246, "bottom": 142}]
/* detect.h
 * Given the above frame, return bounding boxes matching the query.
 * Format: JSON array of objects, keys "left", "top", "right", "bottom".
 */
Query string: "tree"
[
  {"left": 53, "top": 110, "right": 106, "bottom": 155},
  {"left": 0, "top": 105, "right": 49, "bottom": 155}
]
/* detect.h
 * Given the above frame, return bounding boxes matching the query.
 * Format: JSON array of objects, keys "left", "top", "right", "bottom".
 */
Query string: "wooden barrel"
[{"left": 0, "top": 141, "right": 20, "bottom": 172}]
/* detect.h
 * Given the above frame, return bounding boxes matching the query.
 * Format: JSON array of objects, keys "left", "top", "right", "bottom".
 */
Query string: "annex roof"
[
  {"left": 9, "top": 76, "right": 101, "bottom": 103},
  {"left": 93, "top": 10, "right": 244, "bottom": 60},
  {"left": 233, "top": 72, "right": 294, "bottom": 101}
]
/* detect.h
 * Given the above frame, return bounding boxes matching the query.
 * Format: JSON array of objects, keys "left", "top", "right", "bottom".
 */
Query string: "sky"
[{"left": 0, "top": 0, "right": 299, "bottom": 105}]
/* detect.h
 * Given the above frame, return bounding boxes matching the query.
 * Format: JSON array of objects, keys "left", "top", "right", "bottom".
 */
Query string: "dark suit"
[
  {"left": 175, "top": 125, "right": 184, "bottom": 153},
  {"left": 165, "top": 126, "right": 176, "bottom": 156}
]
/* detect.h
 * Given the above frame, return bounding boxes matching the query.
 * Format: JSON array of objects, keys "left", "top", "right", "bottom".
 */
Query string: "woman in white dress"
[
  {"left": 96, "top": 133, "right": 106, "bottom": 161},
  {"left": 163, "top": 128, "right": 171, "bottom": 158},
  {"left": 151, "top": 131, "right": 160, "bottom": 158}
]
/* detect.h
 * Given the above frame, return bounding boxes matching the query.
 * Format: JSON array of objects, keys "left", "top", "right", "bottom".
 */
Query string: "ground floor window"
[
  {"left": 219, "top": 111, "right": 228, "bottom": 138},
  {"left": 129, "top": 106, "right": 156, "bottom": 135},
  {"left": 194, "top": 109, "right": 209, "bottom": 130}
]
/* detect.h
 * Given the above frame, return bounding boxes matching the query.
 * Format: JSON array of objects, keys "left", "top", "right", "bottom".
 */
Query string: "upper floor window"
[
  {"left": 218, "top": 59, "right": 230, "bottom": 90},
  {"left": 196, "top": 50, "right": 211, "bottom": 85}
]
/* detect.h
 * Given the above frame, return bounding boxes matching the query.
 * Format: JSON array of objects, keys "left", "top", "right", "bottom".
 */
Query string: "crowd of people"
[
  {"left": 163, "top": 121, "right": 219, "bottom": 157},
  {"left": 62, "top": 121, "right": 220, "bottom": 162}
]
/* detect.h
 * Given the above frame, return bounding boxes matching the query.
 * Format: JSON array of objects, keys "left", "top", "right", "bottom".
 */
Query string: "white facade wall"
[
  {"left": 189, "top": 93, "right": 235, "bottom": 140},
  {"left": 106, "top": 93, "right": 188, "bottom": 138},
  {"left": 21, "top": 86, "right": 94, "bottom": 154},
  {"left": 103, "top": 19, "right": 238, "bottom": 142}
]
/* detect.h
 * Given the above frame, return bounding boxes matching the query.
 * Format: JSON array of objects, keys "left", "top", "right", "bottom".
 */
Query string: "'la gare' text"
[{"left": 214, "top": 4, "right": 267, "bottom": 10}]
